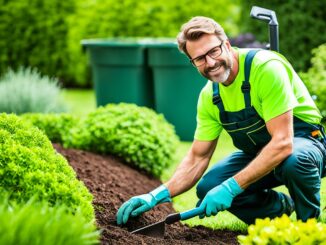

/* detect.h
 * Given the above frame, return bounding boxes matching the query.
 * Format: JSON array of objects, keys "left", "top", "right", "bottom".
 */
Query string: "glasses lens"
[
  {"left": 208, "top": 47, "right": 222, "bottom": 58},
  {"left": 193, "top": 57, "right": 205, "bottom": 67}
]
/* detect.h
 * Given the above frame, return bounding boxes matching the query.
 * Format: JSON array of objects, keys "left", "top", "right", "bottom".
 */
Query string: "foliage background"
[
  {"left": 0, "top": 0, "right": 241, "bottom": 87},
  {"left": 240, "top": 0, "right": 326, "bottom": 72}
]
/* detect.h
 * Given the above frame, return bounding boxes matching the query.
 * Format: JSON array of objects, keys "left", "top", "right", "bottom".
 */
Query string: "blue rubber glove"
[
  {"left": 199, "top": 177, "right": 243, "bottom": 218},
  {"left": 116, "top": 185, "right": 171, "bottom": 225}
]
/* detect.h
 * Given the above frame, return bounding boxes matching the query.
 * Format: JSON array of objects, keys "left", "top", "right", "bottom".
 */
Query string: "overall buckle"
[
  {"left": 212, "top": 95, "right": 222, "bottom": 105},
  {"left": 241, "top": 83, "right": 251, "bottom": 93}
]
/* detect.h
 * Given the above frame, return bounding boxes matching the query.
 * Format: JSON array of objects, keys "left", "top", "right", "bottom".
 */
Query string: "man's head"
[{"left": 177, "top": 16, "right": 234, "bottom": 84}]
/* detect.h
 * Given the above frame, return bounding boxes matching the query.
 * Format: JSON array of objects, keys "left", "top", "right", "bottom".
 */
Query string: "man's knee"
[
  {"left": 196, "top": 173, "right": 224, "bottom": 200},
  {"left": 275, "top": 150, "right": 320, "bottom": 183},
  {"left": 196, "top": 178, "right": 209, "bottom": 200}
]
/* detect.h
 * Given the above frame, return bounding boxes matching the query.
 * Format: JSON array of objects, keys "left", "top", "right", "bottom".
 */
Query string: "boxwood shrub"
[
  {"left": 21, "top": 113, "right": 79, "bottom": 144},
  {"left": 238, "top": 215, "right": 326, "bottom": 244},
  {"left": 65, "top": 103, "right": 179, "bottom": 177},
  {"left": 0, "top": 113, "right": 94, "bottom": 222}
]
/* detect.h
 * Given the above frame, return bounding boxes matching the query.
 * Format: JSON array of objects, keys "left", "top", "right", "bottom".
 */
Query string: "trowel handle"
[
  {"left": 180, "top": 207, "right": 205, "bottom": 220},
  {"left": 165, "top": 207, "right": 205, "bottom": 224}
]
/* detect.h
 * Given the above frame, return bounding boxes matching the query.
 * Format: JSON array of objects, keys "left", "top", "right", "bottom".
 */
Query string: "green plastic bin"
[
  {"left": 148, "top": 41, "right": 207, "bottom": 141},
  {"left": 81, "top": 38, "right": 154, "bottom": 108}
]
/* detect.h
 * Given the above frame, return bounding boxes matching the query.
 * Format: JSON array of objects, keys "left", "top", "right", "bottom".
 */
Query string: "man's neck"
[{"left": 222, "top": 48, "right": 239, "bottom": 86}]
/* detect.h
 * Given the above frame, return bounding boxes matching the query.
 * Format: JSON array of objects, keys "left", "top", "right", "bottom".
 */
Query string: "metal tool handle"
[{"left": 250, "top": 6, "right": 279, "bottom": 52}]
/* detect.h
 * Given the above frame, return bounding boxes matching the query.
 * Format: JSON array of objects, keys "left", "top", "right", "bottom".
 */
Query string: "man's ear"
[{"left": 224, "top": 40, "right": 231, "bottom": 51}]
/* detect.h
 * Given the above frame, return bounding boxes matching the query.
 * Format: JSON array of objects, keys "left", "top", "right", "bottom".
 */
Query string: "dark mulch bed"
[{"left": 54, "top": 144, "right": 242, "bottom": 245}]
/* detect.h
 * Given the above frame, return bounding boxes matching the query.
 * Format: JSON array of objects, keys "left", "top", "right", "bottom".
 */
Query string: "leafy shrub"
[
  {"left": 239, "top": 1, "right": 326, "bottom": 72},
  {"left": 0, "top": 67, "right": 68, "bottom": 114},
  {"left": 0, "top": 0, "right": 76, "bottom": 86},
  {"left": 238, "top": 215, "right": 326, "bottom": 244},
  {"left": 0, "top": 195, "right": 99, "bottom": 245},
  {"left": 0, "top": 113, "right": 94, "bottom": 222},
  {"left": 300, "top": 44, "right": 326, "bottom": 120},
  {"left": 65, "top": 103, "right": 179, "bottom": 177},
  {"left": 21, "top": 113, "right": 79, "bottom": 143}
]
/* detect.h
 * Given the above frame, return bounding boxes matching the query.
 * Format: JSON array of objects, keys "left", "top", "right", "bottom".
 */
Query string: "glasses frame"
[{"left": 190, "top": 41, "right": 224, "bottom": 67}]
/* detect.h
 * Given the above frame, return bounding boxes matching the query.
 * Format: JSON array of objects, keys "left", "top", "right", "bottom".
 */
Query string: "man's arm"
[
  {"left": 165, "top": 139, "right": 218, "bottom": 197},
  {"left": 234, "top": 109, "right": 293, "bottom": 189}
]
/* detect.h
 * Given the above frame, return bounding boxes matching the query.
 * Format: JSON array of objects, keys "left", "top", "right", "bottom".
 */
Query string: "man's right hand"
[
  {"left": 116, "top": 194, "right": 156, "bottom": 225},
  {"left": 116, "top": 185, "right": 171, "bottom": 225}
]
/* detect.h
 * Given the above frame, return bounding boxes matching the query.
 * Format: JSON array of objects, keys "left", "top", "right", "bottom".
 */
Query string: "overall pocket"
[{"left": 246, "top": 123, "right": 271, "bottom": 147}]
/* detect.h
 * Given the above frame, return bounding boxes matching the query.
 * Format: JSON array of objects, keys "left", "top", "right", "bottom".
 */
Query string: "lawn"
[
  {"left": 62, "top": 88, "right": 326, "bottom": 232},
  {"left": 61, "top": 89, "right": 96, "bottom": 116}
]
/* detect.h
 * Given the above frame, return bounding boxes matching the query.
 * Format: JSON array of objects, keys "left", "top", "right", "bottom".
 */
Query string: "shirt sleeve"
[
  {"left": 194, "top": 88, "right": 222, "bottom": 141},
  {"left": 254, "top": 59, "right": 298, "bottom": 122}
]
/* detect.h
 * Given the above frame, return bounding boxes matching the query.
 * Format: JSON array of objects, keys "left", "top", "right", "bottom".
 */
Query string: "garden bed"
[{"left": 54, "top": 144, "right": 242, "bottom": 244}]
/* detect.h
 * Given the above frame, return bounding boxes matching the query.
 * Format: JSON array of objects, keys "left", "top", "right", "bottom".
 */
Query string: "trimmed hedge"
[
  {"left": 0, "top": 113, "right": 94, "bottom": 222},
  {"left": 64, "top": 103, "right": 179, "bottom": 177},
  {"left": 239, "top": 1, "right": 326, "bottom": 72},
  {"left": 21, "top": 113, "right": 79, "bottom": 144}
]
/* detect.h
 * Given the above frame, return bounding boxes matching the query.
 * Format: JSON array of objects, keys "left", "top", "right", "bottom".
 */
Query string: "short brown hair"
[{"left": 177, "top": 16, "right": 228, "bottom": 57}]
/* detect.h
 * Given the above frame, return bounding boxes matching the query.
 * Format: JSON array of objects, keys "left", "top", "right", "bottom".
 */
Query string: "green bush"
[
  {"left": 239, "top": 1, "right": 326, "bottom": 72},
  {"left": 0, "top": 196, "right": 99, "bottom": 245},
  {"left": 0, "top": 67, "right": 68, "bottom": 114},
  {"left": 238, "top": 215, "right": 326, "bottom": 245},
  {"left": 0, "top": 113, "right": 94, "bottom": 222},
  {"left": 300, "top": 44, "right": 326, "bottom": 120},
  {"left": 21, "top": 113, "right": 79, "bottom": 144},
  {"left": 65, "top": 103, "right": 179, "bottom": 177},
  {"left": 0, "top": 0, "right": 76, "bottom": 86}
]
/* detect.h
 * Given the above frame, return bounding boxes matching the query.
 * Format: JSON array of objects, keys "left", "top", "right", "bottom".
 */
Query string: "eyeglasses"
[{"left": 190, "top": 41, "right": 224, "bottom": 67}]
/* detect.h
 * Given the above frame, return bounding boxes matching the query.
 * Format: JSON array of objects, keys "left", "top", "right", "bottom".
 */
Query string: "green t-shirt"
[{"left": 194, "top": 48, "right": 322, "bottom": 141}]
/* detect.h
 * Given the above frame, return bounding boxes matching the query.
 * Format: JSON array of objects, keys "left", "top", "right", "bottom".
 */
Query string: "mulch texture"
[{"left": 53, "top": 144, "right": 241, "bottom": 245}]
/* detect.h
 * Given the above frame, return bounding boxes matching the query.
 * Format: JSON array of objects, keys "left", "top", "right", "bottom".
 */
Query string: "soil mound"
[{"left": 54, "top": 144, "right": 241, "bottom": 244}]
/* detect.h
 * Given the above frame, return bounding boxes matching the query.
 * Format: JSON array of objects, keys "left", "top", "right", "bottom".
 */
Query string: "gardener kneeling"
[{"left": 117, "top": 16, "right": 326, "bottom": 226}]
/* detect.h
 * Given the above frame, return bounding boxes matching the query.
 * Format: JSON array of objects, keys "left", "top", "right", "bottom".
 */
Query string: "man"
[{"left": 117, "top": 16, "right": 326, "bottom": 225}]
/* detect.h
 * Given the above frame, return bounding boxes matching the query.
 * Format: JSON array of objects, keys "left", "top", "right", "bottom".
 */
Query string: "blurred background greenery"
[{"left": 0, "top": 0, "right": 325, "bottom": 117}]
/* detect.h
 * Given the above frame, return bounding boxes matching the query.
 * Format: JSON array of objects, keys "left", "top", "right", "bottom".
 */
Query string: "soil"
[{"left": 53, "top": 144, "right": 242, "bottom": 245}]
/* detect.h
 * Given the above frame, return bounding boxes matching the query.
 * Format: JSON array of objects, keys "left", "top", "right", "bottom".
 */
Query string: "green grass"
[
  {"left": 62, "top": 88, "right": 326, "bottom": 232},
  {"left": 61, "top": 89, "right": 96, "bottom": 116}
]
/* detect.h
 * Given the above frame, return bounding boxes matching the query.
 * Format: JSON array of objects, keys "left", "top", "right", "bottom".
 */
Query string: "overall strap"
[
  {"left": 242, "top": 49, "right": 260, "bottom": 108},
  {"left": 212, "top": 82, "right": 225, "bottom": 112}
]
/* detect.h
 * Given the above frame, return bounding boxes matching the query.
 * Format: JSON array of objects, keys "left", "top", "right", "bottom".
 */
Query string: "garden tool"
[
  {"left": 130, "top": 206, "right": 204, "bottom": 238},
  {"left": 250, "top": 6, "right": 279, "bottom": 52}
]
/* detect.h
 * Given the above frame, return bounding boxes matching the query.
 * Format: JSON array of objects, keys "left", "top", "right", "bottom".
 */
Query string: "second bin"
[{"left": 148, "top": 41, "right": 207, "bottom": 141}]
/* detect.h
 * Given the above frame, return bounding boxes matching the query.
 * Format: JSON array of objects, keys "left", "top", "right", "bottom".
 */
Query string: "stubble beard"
[{"left": 202, "top": 51, "right": 233, "bottom": 84}]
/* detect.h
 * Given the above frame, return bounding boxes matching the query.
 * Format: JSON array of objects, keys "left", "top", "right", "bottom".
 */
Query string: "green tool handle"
[{"left": 165, "top": 207, "right": 204, "bottom": 224}]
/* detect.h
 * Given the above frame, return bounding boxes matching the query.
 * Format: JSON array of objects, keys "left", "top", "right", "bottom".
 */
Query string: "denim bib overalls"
[{"left": 196, "top": 50, "right": 326, "bottom": 224}]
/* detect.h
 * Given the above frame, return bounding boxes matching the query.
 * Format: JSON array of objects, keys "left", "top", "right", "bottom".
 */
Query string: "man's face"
[{"left": 186, "top": 34, "right": 233, "bottom": 83}]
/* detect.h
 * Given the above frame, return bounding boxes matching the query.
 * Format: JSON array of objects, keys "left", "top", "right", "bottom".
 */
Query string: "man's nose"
[{"left": 205, "top": 55, "right": 216, "bottom": 67}]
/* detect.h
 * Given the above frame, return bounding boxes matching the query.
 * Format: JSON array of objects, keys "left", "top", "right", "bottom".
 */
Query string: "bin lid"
[{"left": 81, "top": 38, "right": 178, "bottom": 48}]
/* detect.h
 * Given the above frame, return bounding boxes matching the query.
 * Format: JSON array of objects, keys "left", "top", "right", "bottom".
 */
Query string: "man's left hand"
[{"left": 199, "top": 177, "right": 244, "bottom": 217}]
